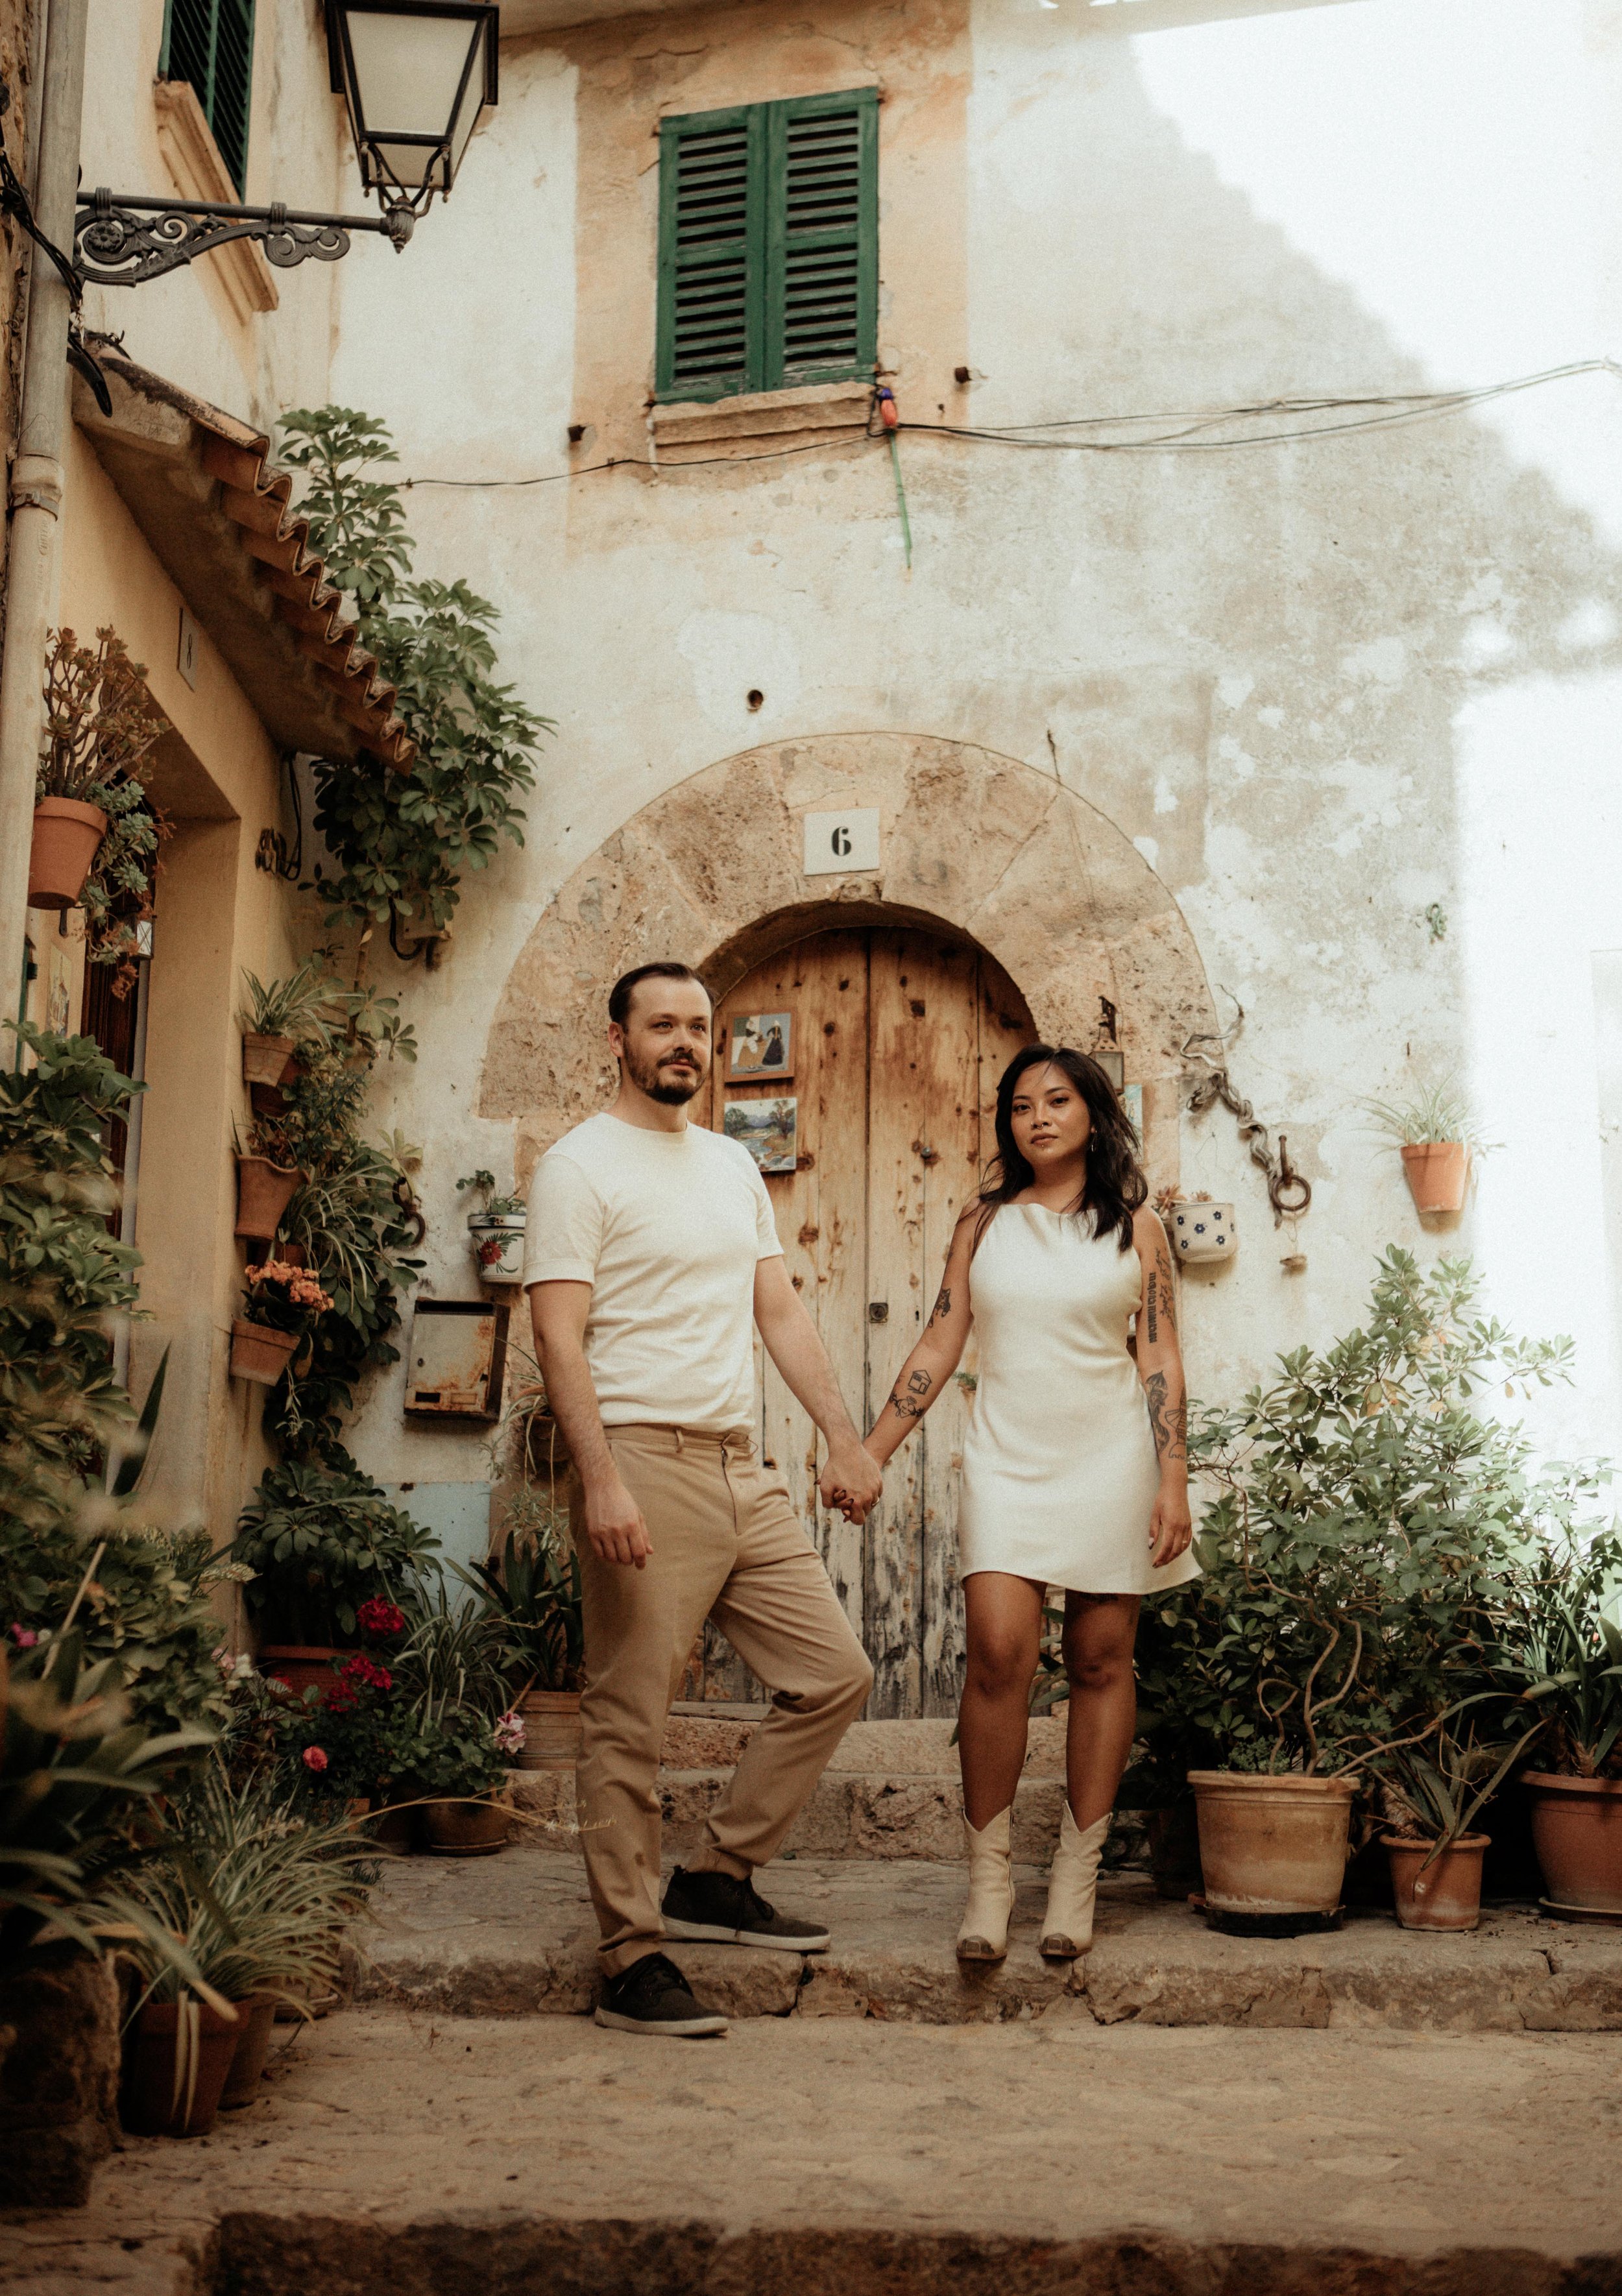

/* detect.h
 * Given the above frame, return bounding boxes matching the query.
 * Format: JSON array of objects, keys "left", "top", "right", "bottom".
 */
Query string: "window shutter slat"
[{"left": 764, "top": 91, "right": 877, "bottom": 391}]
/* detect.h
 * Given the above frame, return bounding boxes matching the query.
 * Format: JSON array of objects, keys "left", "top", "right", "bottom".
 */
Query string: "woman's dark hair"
[{"left": 974, "top": 1045, "right": 1146, "bottom": 1253}]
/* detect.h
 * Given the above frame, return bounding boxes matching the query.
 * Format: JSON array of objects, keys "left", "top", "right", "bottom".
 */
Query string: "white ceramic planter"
[
  {"left": 1167, "top": 1201, "right": 1237, "bottom": 1264},
  {"left": 467, "top": 1211, "right": 526, "bottom": 1284}
]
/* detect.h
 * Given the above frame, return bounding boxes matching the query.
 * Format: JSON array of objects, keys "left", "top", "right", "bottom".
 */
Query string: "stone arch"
[{"left": 482, "top": 733, "right": 1220, "bottom": 1178}]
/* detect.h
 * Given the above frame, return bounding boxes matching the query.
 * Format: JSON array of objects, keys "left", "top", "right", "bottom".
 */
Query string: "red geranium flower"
[
  {"left": 302, "top": 1745, "right": 329, "bottom": 1773},
  {"left": 357, "top": 1597, "right": 406, "bottom": 1640}
]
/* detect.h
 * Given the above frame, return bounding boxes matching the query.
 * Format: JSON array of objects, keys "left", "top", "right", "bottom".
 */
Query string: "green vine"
[{"left": 276, "top": 406, "right": 551, "bottom": 947}]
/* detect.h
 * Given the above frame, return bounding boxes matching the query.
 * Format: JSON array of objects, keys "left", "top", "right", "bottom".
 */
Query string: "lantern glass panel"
[{"left": 346, "top": 13, "right": 480, "bottom": 138}]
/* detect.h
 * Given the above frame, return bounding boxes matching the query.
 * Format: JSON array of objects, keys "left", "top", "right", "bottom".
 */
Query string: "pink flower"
[
  {"left": 492, "top": 1710, "right": 527, "bottom": 1756},
  {"left": 8, "top": 1625, "right": 38, "bottom": 1649},
  {"left": 302, "top": 1745, "right": 329, "bottom": 1774}
]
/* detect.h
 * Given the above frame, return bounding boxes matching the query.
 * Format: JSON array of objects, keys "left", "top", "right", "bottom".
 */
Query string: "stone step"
[
  {"left": 509, "top": 1765, "right": 1065, "bottom": 1862},
  {"left": 351, "top": 1849, "right": 1622, "bottom": 2033},
  {"left": 657, "top": 1709, "right": 1069, "bottom": 1778}
]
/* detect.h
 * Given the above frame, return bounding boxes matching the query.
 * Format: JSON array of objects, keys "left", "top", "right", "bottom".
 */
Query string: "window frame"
[{"left": 655, "top": 87, "right": 879, "bottom": 406}]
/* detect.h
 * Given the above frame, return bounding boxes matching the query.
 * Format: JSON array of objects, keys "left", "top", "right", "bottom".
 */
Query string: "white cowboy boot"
[
  {"left": 956, "top": 1806, "right": 1015, "bottom": 1963},
  {"left": 1039, "top": 1804, "right": 1111, "bottom": 1958}
]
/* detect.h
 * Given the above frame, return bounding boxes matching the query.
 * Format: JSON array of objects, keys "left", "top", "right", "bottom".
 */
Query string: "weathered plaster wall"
[{"left": 327, "top": 0, "right": 1622, "bottom": 1493}]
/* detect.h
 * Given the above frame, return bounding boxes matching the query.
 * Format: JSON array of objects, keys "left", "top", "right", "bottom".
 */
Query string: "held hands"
[
  {"left": 1148, "top": 1477, "right": 1193, "bottom": 1571},
  {"left": 820, "top": 1441, "right": 884, "bottom": 1527},
  {"left": 583, "top": 1472, "right": 653, "bottom": 1569}
]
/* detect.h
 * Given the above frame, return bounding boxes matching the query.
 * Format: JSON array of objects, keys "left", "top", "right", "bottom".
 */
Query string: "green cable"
[{"left": 888, "top": 431, "right": 913, "bottom": 570}]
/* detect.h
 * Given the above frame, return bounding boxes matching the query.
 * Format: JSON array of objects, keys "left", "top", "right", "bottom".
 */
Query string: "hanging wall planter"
[
  {"left": 467, "top": 1209, "right": 526, "bottom": 1283},
  {"left": 27, "top": 798, "right": 107, "bottom": 911},
  {"left": 241, "top": 1032, "right": 297, "bottom": 1089},
  {"left": 230, "top": 1319, "right": 300, "bottom": 1386},
  {"left": 234, "top": 1155, "right": 302, "bottom": 1239},
  {"left": 1167, "top": 1200, "right": 1237, "bottom": 1266},
  {"left": 1400, "top": 1143, "right": 1470, "bottom": 1216}
]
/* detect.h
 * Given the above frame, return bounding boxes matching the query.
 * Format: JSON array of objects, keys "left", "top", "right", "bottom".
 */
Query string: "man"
[{"left": 526, "top": 961, "right": 882, "bottom": 2038}]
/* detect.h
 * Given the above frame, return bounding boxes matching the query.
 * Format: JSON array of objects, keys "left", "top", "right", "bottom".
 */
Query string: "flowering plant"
[
  {"left": 492, "top": 1709, "right": 526, "bottom": 1758},
  {"left": 356, "top": 1595, "right": 406, "bottom": 1641},
  {"left": 241, "top": 1259, "right": 334, "bottom": 1336}
]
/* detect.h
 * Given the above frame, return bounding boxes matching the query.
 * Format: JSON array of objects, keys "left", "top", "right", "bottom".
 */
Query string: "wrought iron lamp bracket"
[{"left": 73, "top": 189, "right": 411, "bottom": 291}]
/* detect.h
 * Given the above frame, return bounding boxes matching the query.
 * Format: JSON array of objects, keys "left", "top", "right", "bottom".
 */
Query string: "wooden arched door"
[{"left": 699, "top": 926, "right": 1035, "bottom": 1719}]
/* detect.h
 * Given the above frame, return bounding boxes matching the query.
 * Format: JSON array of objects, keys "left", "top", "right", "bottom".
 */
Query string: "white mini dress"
[{"left": 956, "top": 1204, "right": 1202, "bottom": 1596}]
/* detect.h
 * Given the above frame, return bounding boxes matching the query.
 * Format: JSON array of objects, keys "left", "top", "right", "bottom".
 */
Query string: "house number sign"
[{"left": 803, "top": 807, "right": 880, "bottom": 876}]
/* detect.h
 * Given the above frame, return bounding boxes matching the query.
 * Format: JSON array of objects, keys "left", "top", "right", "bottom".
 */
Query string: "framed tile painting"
[
  {"left": 724, "top": 1096, "right": 799, "bottom": 1175},
  {"left": 726, "top": 1009, "right": 793, "bottom": 1082}
]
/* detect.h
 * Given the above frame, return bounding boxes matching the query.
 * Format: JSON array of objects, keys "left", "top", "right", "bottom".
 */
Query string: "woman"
[{"left": 863, "top": 1045, "right": 1198, "bottom": 1962}]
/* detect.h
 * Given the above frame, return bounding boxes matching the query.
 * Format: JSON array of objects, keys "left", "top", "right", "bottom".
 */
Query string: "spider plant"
[
  {"left": 1503, "top": 1575, "right": 1622, "bottom": 1778},
  {"left": 119, "top": 1758, "right": 376, "bottom": 2015},
  {"left": 1361, "top": 1076, "right": 1489, "bottom": 1151},
  {"left": 457, "top": 1506, "right": 584, "bottom": 1695},
  {"left": 237, "top": 956, "right": 339, "bottom": 1046},
  {"left": 393, "top": 1578, "right": 513, "bottom": 1724}
]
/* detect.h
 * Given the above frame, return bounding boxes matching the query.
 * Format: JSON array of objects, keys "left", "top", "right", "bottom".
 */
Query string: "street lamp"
[
  {"left": 72, "top": 0, "right": 500, "bottom": 290},
  {"left": 326, "top": 1, "right": 498, "bottom": 219}
]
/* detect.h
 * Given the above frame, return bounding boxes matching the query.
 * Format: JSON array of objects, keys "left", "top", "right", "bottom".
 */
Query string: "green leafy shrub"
[
  {"left": 1132, "top": 1249, "right": 1601, "bottom": 1787},
  {"left": 230, "top": 1459, "right": 439, "bottom": 1645},
  {"left": 39, "top": 629, "right": 169, "bottom": 993},
  {"left": 0, "top": 1024, "right": 142, "bottom": 1538},
  {"left": 460, "top": 1506, "right": 584, "bottom": 1695},
  {"left": 277, "top": 405, "right": 551, "bottom": 947},
  {"left": 1497, "top": 1525, "right": 1622, "bottom": 1777}
]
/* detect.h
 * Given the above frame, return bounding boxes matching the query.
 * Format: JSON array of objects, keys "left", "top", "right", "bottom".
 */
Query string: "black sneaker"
[
  {"left": 661, "top": 1865, "right": 832, "bottom": 1953},
  {"left": 594, "top": 1951, "right": 729, "bottom": 2038}
]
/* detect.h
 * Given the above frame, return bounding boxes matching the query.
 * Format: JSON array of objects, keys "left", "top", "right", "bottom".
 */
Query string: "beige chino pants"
[{"left": 572, "top": 1423, "right": 873, "bottom": 1976}]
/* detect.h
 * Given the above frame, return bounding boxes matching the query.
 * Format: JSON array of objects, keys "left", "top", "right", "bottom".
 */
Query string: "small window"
[
  {"left": 160, "top": 0, "right": 256, "bottom": 197},
  {"left": 656, "top": 89, "right": 878, "bottom": 404}
]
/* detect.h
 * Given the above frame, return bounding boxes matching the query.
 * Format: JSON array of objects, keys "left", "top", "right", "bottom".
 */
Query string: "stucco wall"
[{"left": 324, "top": 0, "right": 1622, "bottom": 1492}]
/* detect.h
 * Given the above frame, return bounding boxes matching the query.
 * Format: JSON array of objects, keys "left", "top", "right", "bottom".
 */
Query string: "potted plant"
[
  {"left": 1364, "top": 1078, "right": 1486, "bottom": 1216},
  {"left": 1162, "top": 1250, "right": 1573, "bottom": 1930},
  {"left": 231, "top": 1460, "right": 439, "bottom": 1693},
  {"left": 1, "top": 1629, "right": 215, "bottom": 2204},
  {"left": 1502, "top": 1534, "right": 1622, "bottom": 1917},
  {"left": 457, "top": 1168, "right": 527, "bottom": 1284},
  {"left": 29, "top": 628, "right": 165, "bottom": 917},
  {"left": 119, "top": 1760, "right": 376, "bottom": 2135},
  {"left": 406, "top": 1716, "right": 515, "bottom": 1855},
  {"left": 459, "top": 1504, "right": 585, "bottom": 1770},
  {"left": 237, "top": 956, "right": 337, "bottom": 1089},
  {"left": 1162, "top": 1191, "right": 1237, "bottom": 1268},
  {"left": 234, "top": 1112, "right": 306, "bottom": 1241},
  {"left": 230, "top": 1261, "right": 333, "bottom": 1387},
  {"left": 1366, "top": 1710, "right": 1543, "bottom": 1932}
]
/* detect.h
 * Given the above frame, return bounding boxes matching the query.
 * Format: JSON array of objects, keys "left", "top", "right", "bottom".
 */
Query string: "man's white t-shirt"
[{"left": 522, "top": 1111, "right": 784, "bottom": 1434}]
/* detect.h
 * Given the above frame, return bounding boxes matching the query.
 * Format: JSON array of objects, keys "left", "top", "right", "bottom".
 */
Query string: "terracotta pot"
[
  {"left": 120, "top": 2000, "right": 241, "bottom": 2138},
  {"left": 1401, "top": 1142, "right": 1469, "bottom": 1215},
  {"left": 1382, "top": 1833, "right": 1488, "bottom": 1932},
  {"left": 367, "top": 1791, "right": 419, "bottom": 1854},
  {"left": 257, "top": 1645, "right": 341, "bottom": 1698},
  {"left": 241, "top": 1032, "right": 296, "bottom": 1088},
  {"left": 28, "top": 797, "right": 106, "bottom": 910},
  {"left": 516, "top": 1687, "right": 583, "bottom": 1772},
  {"left": 229, "top": 1318, "right": 300, "bottom": 1386},
  {"left": 422, "top": 1795, "right": 513, "bottom": 1856},
  {"left": 1524, "top": 1772, "right": 1622, "bottom": 1915},
  {"left": 1144, "top": 1802, "right": 1204, "bottom": 1901},
  {"left": 1189, "top": 1770, "right": 1355, "bottom": 1920},
  {"left": 218, "top": 1996, "right": 278, "bottom": 2110},
  {"left": 234, "top": 1155, "right": 302, "bottom": 1240}
]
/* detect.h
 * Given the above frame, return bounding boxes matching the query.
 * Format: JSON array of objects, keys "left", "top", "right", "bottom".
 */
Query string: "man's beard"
[{"left": 627, "top": 1046, "right": 705, "bottom": 1105}]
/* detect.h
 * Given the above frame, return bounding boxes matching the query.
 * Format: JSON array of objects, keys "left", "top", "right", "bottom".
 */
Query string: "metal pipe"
[
  {"left": 110, "top": 936, "right": 152, "bottom": 1394},
  {"left": 0, "top": 0, "right": 88, "bottom": 1024}
]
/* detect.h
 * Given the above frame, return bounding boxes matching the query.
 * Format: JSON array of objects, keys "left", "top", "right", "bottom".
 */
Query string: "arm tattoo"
[
  {"left": 888, "top": 1392, "right": 926, "bottom": 1421},
  {"left": 926, "top": 1285, "right": 952, "bottom": 1326},
  {"left": 1144, "top": 1370, "right": 1187, "bottom": 1467},
  {"left": 1146, "top": 1272, "right": 1159, "bottom": 1346},
  {"left": 908, "top": 1368, "right": 932, "bottom": 1396}
]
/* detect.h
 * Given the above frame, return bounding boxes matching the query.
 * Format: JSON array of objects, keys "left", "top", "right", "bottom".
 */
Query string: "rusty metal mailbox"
[{"left": 403, "top": 1298, "right": 509, "bottom": 1421}]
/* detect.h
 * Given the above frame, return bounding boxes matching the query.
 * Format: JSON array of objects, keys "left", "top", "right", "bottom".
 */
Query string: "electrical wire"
[{"left": 398, "top": 358, "right": 1622, "bottom": 489}]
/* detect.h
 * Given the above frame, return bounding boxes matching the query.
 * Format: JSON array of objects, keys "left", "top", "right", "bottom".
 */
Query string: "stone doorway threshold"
[{"left": 6, "top": 2015, "right": 1621, "bottom": 2296}]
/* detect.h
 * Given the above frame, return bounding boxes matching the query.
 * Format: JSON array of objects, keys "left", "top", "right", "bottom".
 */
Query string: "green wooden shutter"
[
  {"left": 160, "top": 0, "right": 256, "bottom": 196},
  {"left": 657, "top": 105, "right": 764, "bottom": 403},
  {"left": 657, "top": 89, "right": 877, "bottom": 404},
  {"left": 765, "top": 90, "right": 877, "bottom": 392}
]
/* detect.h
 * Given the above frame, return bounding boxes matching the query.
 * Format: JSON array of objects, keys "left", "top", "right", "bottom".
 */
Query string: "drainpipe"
[{"left": 0, "top": 0, "right": 89, "bottom": 1026}]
